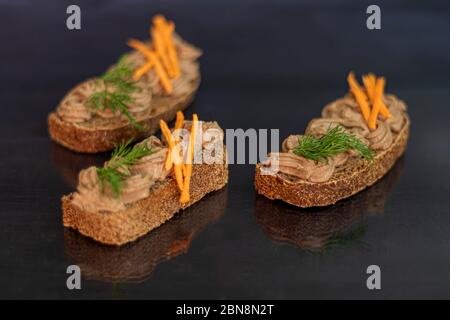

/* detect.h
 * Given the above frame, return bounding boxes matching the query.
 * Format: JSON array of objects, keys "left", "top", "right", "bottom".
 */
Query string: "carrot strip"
[
  {"left": 368, "top": 77, "right": 385, "bottom": 130},
  {"left": 376, "top": 76, "right": 391, "bottom": 119},
  {"left": 151, "top": 52, "right": 173, "bottom": 94},
  {"left": 132, "top": 61, "right": 154, "bottom": 81},
  {"left": 174, "top": 111, "right": 184, "bottom": 130},
  {"left": 153, "top": 17, "right": 179, "bottom": 78},
  {"left": 347, "top": 72, "right": 371, "bottom": 122},
  {"left": 379, "top": 100, "right": 391, "bottom": 119},
  {"left": 362, "top": 74, "right": 376, "bottom": 101},
  {"left": 363, "top": 74, "right": 391, "bottom": 119},
  {"left": 180, "top": 114, "right": 198, "bottom": 204},
  {"left": 165, "top": 149, "right": 173, "bottom": 171},
  {"left": 160, "top": 120, "right": 184, "bottom": 190},
  {"left": 127, "top": 39, "right": 173, "bottom": 93},
  {"left": 153, "top": 15, "right": 167, "bottom": 28},
  {"left": 153, "top": 16, "right": 179, "bottom": 78},
  {"left": 164, "top": 22, "right": 180, "bottom": 78},
  {"left": 174, "top": 111, "right": 185, "bottom": 176},
  {"left": 151, "top": 26, "right": 174, "bottom": 77},
  {"left": 127, "top": 39, "right": 154, "bottom": 60}
]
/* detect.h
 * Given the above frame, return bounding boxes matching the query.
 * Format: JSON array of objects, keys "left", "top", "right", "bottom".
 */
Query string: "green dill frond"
[
  {"left": 293, "top": 125, "right": 374, "bottom": 162},
  {"left": 88, "top": 56, "right": 144, "bottom": 131},
  {"left": 101, "top": 57, "right": 136, "bottom": 94},
  {"left": 97, "top": 166, "right": 127, "bottom": 196},
  {"left": 97, "top": 140, "right": 153, "bottom": 197}
]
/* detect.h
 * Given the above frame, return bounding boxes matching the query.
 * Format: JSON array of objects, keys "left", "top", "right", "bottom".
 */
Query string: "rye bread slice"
[
  {"left": 62, "top": 151, "right": 228, "bottom": 246},
  {"left": 254, "top": 114, "right": 410, "bottom": 208},
  {"left": 48, "top": 73, "right": 200, "bottom": 154}
]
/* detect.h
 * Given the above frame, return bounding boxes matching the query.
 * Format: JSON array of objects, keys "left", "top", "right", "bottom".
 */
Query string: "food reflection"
[
  {"left": 64, "top": 187, "right": 227, "bottom": 283},
  {"left": 255, "top": 158, "right": 404, "bottom": 252}
]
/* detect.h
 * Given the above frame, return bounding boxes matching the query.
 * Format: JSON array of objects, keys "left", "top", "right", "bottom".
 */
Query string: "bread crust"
[
  {"left": 63, "top": 158, "right": 228, "bottom": 246},
  {"left": 254, "top": 115, "right": 410, "bottom": 208},
  {"left": 48, "top": 77, "right": 200, "bottom": 154}
]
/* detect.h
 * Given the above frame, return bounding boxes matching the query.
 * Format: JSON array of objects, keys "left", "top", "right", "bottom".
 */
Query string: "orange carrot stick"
[
  {"left": 174, "top": 111, "right": 184, "bottom": 130},
  {"left": 160, "top": 120, "right": 184, "bottom": 190},
  {"left": 127, "top": 39, "right": 154, "bottom": 60},
  {"left": 127, "top": 39, "right": 173, "bottom": 93},
  {"left": 180, "top": 114, "right": 198, "bottom": 204},
  {"left": 375, "top": 76, "right": 391, "bottom": 119},
  {"left": 132, "top": 61, "right": 154, "bottom": 81},
  {"left": 164, "top": 21, "right": 180, "bottom": 78},
  {"left": 363, "top": 74, "right": 391, "bottom": 119},
  {"left": 160, "top": 120, "right": 176, "bottom": 160},
  {"left": 153, "top": 16, "right": 179, "bottom": 78},
  {"left": 173, "top": 111, "right": 186, "bottom": 178},
  {"left": 153, "top": 15, "right": 167, "bottom": 28},
  {"left": 165, "top": 149, "right": 173, "bottom": 171},
  {"left": 362, "top": 73, "right": 376, "bottom": 101},
  {"left": 347, "top": 72, "right": 371, "bottom": 122},
  {"left": 368, "top": 77, "right": 385, "bottom": 130},
  {"left": 151, "top": 26, "right": 173, "bottom": 77}
]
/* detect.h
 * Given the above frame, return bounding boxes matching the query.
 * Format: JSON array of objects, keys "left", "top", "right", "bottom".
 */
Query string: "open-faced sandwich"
[
  {"left": 255, "top": 72, "right": 410, "bottom": 208},
  {"left": 48, "top": 15, "right": 202, "bottom": 153},
  {"left": 62, "top": 112, "right": 228, "bottom": 245}
]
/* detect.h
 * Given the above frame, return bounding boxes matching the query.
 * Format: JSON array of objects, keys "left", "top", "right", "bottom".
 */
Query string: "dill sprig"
[
  {"left": 293, "top": 125, "right": 374, "bottom": 162},
  {"left": 89, "top": 56, "right": 144, "bottom": 131},
  {"left": 97, "top": 140, "right": 153, "bottom": 197}
]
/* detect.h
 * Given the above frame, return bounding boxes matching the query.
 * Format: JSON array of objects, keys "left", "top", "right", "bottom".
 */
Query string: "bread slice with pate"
[
  {"left": 62, "top": 114, "right": 228, "bottom": 246},
  {"left": 255, "top": 73, "right": 410, "bottom": 208},
  {"left": 48, "top": 15, "right": 202, "bottom": 153}
]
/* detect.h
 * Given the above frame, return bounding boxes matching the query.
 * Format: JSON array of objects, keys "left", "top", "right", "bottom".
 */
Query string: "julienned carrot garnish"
[
  {"left": 162, "top": 112, "right": 183, "bottom": 173},
  {"left": 174, "top": 111, "right": 184, "bottom": 130},
  {"left": 165, "top": 149, "right": 173, "bottom": 171},
  {"left": 378, "top": 99, "right": 391, "bottom": 119},
  {"left": 180, "top": 114, "right": 198, "bottom": 204},
  {"left": 173, "top": 111, "right": 185, "bottom": 174},
  {"left": 151, "top": 26, "right": 173, "bottom": 77},
  {"left": 164, "top": 22, "right": 180, "bottom": 78},
  {"left": 132, "top": 61, "right": 154, "bottom": 81},
  {"left": 160, "top": 112, "right": 200, "bottom": 204},
  {"left": 160, "top": 119, "right": 184, "bottom": 191},
  {"left": 362, "top": 73, "right": 391, "bottom": 120},
  {"left": 153, "top": 15, "right": 167, "bottom": 30},
  {"left": 127, "top": 39, "right": 173, "bottom": 93},
  {"left": 368, "top": 77, "right": 385, "bottom": 130},
  {"left": 347, "top": 72, "right": 371, "bottom": 122},
  {"left": 151, "top": 50, "right": 173, "bottom": 93},
  {"left": 128, "top": 15, "right": 180, "bottom": 93},
  {"left": 153, "top": 16, "right": 180, "bottom": 78},
  {"left": 362, "top": 74, "right": 376, "bottom": 101}
]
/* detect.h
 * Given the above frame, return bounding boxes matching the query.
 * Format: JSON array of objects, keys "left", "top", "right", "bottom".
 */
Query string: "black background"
[{"left": 1, "top": 0, "right": 450, "bottom": 299}]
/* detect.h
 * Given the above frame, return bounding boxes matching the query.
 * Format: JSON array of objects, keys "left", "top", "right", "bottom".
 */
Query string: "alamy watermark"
[
  {"left": 66, "top": 265, "right": 81, "bottom": 290},
  {"left": 167, "top": 122, "right": 280, "bottom": 174},
  {"left": 66, "top": 5, "right": 81, "bottom": 30},
  {"left": 366, "top": 265, "right": 381, "bottom": 290},
  {"left": 366, "top": 5, "right": 381, "bottom": 30}
]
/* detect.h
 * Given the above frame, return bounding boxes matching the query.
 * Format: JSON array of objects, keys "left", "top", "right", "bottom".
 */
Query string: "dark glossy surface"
[{"left": 1, "top": 0, "right": 450, "bottom": 299}]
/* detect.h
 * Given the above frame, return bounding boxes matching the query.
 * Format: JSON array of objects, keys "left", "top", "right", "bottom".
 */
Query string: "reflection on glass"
[
  {"left": 254, "top": 157, "right": 404, "bottom": 252},
  {"left": 64, "top": 188, "right": 227, "bottom": 283}
]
